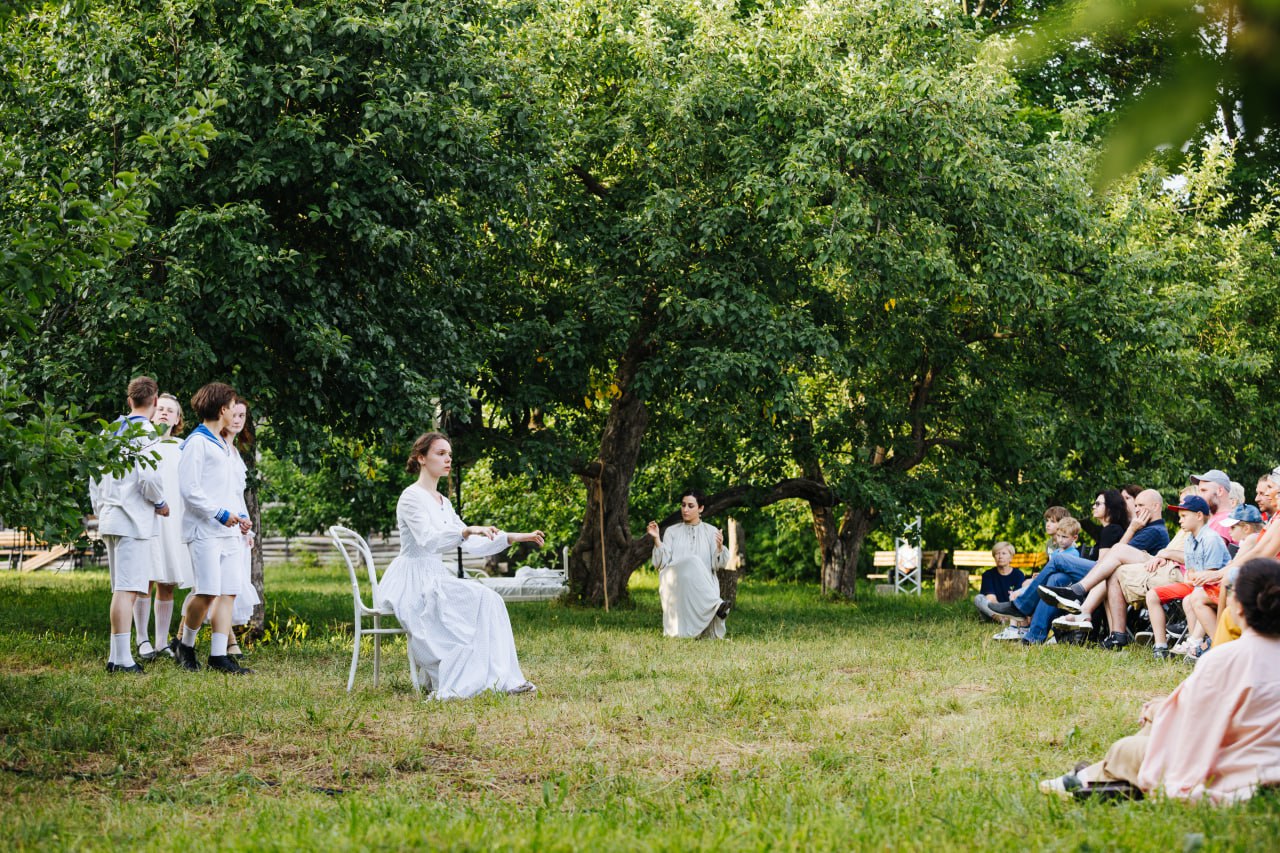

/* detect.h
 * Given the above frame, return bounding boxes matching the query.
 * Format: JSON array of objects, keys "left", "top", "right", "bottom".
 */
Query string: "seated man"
[
  {"left": 1037, "top": 488, "right": 1170, "bottom": 614},
  {"left": 1213, "top": 472, "right": 1280, "bottom": 649}
]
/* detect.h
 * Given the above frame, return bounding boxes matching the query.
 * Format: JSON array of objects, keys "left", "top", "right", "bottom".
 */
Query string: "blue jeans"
[{"left": 1014, "top": 553, "right": 1096, "bottom": 644}]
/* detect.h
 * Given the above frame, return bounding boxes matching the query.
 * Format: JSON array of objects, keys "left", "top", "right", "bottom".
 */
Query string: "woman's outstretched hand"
[{"left": 514, "top": 530, "right": 546, "bottom": 547}]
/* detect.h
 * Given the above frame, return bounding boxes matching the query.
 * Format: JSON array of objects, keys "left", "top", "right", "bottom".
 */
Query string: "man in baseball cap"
[{"left": 1189, "top": 470, "right": 1234, "bottom": 542}]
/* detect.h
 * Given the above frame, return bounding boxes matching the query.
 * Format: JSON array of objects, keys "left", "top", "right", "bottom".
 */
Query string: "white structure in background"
[{"left": 893, "top": 516, "right": 923, "bottom": 595}]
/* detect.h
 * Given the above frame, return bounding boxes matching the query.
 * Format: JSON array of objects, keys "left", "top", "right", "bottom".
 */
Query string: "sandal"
[
  {"left": 136, "top": 640, "right": 158, "bottom": 662},
  {"left": 1186, "top": 637, "right": 1212, "bottom": 661}
]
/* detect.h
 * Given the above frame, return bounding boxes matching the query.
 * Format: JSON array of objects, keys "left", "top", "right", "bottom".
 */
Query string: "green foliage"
[{"left": 1014, "top": 1, "right": 1280, "bottom": 190}]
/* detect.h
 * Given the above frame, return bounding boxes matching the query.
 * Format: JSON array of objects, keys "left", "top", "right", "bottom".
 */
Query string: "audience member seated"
[
  {"left": 1037, "top": 488, "right": 1170, "bottom": 619},
  {"left": 974, "top": 541, "right": 1025, "bottom": 622},
  {"left": 990, "top": 490, "right": 1128, "bottom": 645},
  {"left": 990, "top": 510, "right": 1078, "bottom": 641},
  {"left": 1190, "top": 469, "right": 1237, "bottom": 544},
  {"left": 1039, "top": 557, "right": 1280, "bottom": 804},
  {"left": 1176, "top": 504, "right": 1266, "bottom": 657},
  {"left": 1214, "top": 474, "right": 1280, "bottom": 649},
  {"left": 1148, "top": 495, "right": 1232, "bottom": 660}
]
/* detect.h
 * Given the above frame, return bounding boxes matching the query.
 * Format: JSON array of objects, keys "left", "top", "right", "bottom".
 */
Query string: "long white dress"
[
  {"left": 150, "top": 438, "right": 194, "bottom": 587},
  {"left": 228, "top": 447, "right": 260, "bottom": 626},
  {"left": 652, "top": 521, "right": 728, "bottom": 639},
  {"left": 376, "top": 484, "right": 529, "bottom": 699}
]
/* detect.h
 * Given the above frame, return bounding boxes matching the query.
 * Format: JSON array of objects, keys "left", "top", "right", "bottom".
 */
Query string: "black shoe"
[
  {"left": 174, "top": 642, "right": 202, "bottom": 671},
  {"left": 207, "top": 655, "right": 252, "bottom": 674},
  {"left": 1152, "top": 645, "right": 1171, "bottom": 660},
  {"left": 106, "top": 662, "right": 145, "bottom": 674},
  {"left": 1100, "top": 632, "right": 1132, "bottom": 651},
  {"left": 1038, "top": 584, "right": 1084, "bottom": 613},
  {"left": 989, "top": 600, "right": 1026, "bottom": 618},
  {"left": 715, "top": 601, "right": 732, "bottom": 620}
]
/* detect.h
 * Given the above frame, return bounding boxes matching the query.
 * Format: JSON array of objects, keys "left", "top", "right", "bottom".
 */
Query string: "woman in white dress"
[
  {"left": 377, "top": 432, "right": 545, "bottom": 699},
  {"left": 137, "top": 393, "right": 194, "bottom": 661},
  {"left": 223, "top": 399, "right": 259, "bottom": 646},
  {"left": 647, "top": 490, "right": 730, "bottom": 639}
]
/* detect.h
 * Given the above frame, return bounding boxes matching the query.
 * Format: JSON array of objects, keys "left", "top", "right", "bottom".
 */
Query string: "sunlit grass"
[{"left": 2, "top": 563, "right": 1277, "bottom": 850}]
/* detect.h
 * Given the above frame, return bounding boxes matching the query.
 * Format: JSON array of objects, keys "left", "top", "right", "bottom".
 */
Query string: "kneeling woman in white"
[
  {"left": 647, "top": 491, "right": 729, "bottom": 639},
  {"left": 378, "top": 432, "right": 545, "bottom": 699}
]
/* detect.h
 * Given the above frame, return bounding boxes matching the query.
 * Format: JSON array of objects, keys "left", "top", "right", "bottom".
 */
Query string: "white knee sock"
[
  {"left": 133, "top": 597, "right": 151, "bottom": 648},
  {"left": 210, "top": 632, "right": 228, "bottom": 657},
  {"left": 182, "top": 625, "right": 199, "bottom": 648},
  {"left": 154, "top": 599, "right": 174, "bottom": 648},
  {"left": 111, "top": 633, "right": 134, "bottom": 667}
]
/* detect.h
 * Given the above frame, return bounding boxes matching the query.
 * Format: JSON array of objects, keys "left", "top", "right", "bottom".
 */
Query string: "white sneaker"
[
  {"left": 1133, "top": 630, "right": 1154, "bottom": 645},
  {"left": 992, "top": 624, "right": 1028, "bottom": 641}
]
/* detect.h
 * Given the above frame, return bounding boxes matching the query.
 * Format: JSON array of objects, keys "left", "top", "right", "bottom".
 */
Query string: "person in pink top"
[{"left": 1040, "top": 556, "right": 1280, "bottom": 803}]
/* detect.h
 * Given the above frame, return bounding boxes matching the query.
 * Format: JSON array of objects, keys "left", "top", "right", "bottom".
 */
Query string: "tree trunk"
[
  {"left": 812, "top": 505, "right": 872, "bottom": 599},
  {"left": 935, "top": 568, "right": 970, "bottom": 603},
  {"left": 568, "top": 384, "right": 653, "bottom": 607}
]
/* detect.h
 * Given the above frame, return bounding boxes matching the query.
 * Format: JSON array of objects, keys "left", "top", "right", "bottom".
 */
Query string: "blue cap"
[
  {"left": 1167, "top": 495, "right": 1212, "bottom": 516},
  {"left": 1225, "top": 504, "right": 1263, "bottom": 525}
]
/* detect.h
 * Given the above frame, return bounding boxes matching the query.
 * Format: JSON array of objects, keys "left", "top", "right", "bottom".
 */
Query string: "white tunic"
[
  {"left": 149, "top": 438, "right": 194, "bottom": 586},
  {"left": 376, "top": 485, "right": 528, "bottom": 699},
  {"left": 652, "top": 521, "right": 728, "bottom": 639},
  {"left": 90, "top": 415, "right": 165, "bottom": 540},
  {"left": 178, "top": 426, "right": 240, "bottom": 542}
]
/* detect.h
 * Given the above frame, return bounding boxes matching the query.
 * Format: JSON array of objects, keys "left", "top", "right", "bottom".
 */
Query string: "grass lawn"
[{"left": 2, "top": 562, "right": 1277, "bottom": 851}]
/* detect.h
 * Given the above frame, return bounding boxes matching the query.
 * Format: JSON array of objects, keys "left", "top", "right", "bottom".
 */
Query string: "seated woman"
[
  {"left": 1040, "top": 557, "right": 1280, "bottom": 803},
  {"left": 647, "top": 490, "right": 730, "bottom": 639},
  {"left": 377, "top": 432, "right": 545, "bottom": 699}
]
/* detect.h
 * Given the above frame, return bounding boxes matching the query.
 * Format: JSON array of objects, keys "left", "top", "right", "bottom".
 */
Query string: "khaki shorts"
[{"left": 1116, "top": 562, "right": 1185, "bottom": 605}]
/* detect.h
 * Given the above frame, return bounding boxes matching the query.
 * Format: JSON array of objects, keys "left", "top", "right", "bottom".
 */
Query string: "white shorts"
[
  {"left": 188, "top": 537, "right": 242, "bottom": 596},
  {"left": 104, "top": 535, "right": 154, "bottom": 593}
]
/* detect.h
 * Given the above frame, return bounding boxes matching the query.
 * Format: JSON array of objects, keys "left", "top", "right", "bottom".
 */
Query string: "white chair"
[{"left": 327, "top": 525, "right": 420, "bottom": 693}]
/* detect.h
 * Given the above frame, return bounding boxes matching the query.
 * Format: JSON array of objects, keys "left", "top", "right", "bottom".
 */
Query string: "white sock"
[
  {"left": 154, "top": 598, "right": 174, "bottom": 649},
  {"left": 133, "top": 597, "right": 151, "bottom": 648},
  {"left": 182, "top": 625, "right": 199, "bottom": 648},
  {"left": 111, "top": 633, "right": 134, "bottom": 667},
  {"left": 210, "top": 632, "right": 228, "bottom": 658}
]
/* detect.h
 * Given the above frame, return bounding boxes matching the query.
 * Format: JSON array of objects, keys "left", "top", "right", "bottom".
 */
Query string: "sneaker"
[
  {"left": 1152, "top": 645, "right": 1171, "bottom": 660},
  {"left": 1133, "top": 630, "right": 1154, "bottom": 645},
  {"left": 989, "top": 600, "right": 1026, "bottom": 618},
  {"left": 1038, "top": 584, "right": 1084, "bottom": 613},
  {"left": 992, "top": 624, "right": 1028, "bottom": 641},
  {"left": 1100, "top": 632, "right": 1132, "bottom": 651},
  {"left": 1052, "top": 613, "right": 1092, "bottom": 631},
  {"left": 1039, "top": 774, "right": 1084, "bottom": 799},
  {"left": 1044, "top": 636, "right": 1057, "bottom": 645},
  {"left": 505, "top": 681, "right": 537, "bottom": 695}
]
